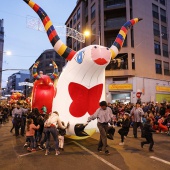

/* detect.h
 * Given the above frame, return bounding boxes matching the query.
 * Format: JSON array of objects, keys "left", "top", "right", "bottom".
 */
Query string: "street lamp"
[
  {"left": 84, "top": 30, "right": 101, "bottom": 45},
  {"left": 0, "top": 50, "right": 12, "bottom": 55}
]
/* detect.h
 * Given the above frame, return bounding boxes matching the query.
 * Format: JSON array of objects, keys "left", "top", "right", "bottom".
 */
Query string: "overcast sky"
[{"left": 0, "top": 0, "right": 77, "bottom": 87}]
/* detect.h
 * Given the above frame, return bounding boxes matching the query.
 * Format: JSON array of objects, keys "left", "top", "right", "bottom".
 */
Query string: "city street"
[{"left": 0, "top": 120, "right": 170, "bottom": 170}]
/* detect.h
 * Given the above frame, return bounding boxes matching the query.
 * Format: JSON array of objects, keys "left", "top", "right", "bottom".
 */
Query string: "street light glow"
[
  {"left": 84, "top": 30, "right": 91, "bottom": 37},
  {"left": 5, "top": 51, "right": 12, "bottom": 55}
]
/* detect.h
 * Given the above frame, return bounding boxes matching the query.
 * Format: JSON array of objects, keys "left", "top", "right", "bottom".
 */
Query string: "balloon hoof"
[{"left": 74, "top": 124, "right": 89, "bottom": 136}]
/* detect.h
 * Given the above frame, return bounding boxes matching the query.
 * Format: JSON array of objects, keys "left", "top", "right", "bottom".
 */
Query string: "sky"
[{"left": 0, "top": 0, "right": 77, "bottom": 87}]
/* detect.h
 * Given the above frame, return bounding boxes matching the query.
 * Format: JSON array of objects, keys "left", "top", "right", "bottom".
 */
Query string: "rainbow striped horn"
[
  {"left": 110, "top": 18, "right": 142, "bottom": 59},
  {"left": 23, "top": 0, "right": 76, "bottom": 60},
  {"left": 49, "top": 60, "right": 59, "bottom": 80},
  {"left": 32, "top": 61, "right": 41, "bottom": 80}
]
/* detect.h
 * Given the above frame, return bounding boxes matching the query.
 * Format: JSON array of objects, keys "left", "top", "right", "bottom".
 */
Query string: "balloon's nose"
[{"left": 91, "top": 46, "right": 111, "bottom": 65}]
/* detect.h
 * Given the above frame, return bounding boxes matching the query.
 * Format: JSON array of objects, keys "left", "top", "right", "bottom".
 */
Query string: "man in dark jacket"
[{"left": 141, "top": 118, "right": 156, "bottom": 151}]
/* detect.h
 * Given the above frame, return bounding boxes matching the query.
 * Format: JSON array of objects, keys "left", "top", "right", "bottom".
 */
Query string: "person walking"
[
  {"left": 86, "top": 101, "right": 114, "bottom": 155},
  {"left": 12, "top": 103, "right": 28, "bottom": 137},
  {"left": 130, "top": 102, "right": 144, "bottom": 138},
  {"left": 141, "top": 118, "right": 156, "bottom": 151}
]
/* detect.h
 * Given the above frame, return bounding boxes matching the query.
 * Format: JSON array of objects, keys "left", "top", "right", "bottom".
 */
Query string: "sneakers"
[
  {"left": 27, "top": 147, "right": 31, "bottom": 152},
  {"left": 31, "top": 149, "right": 36, "bottom": 152},
  {"left": 119, "top": 142, "right": 124, "bottom": 146},
  {"left": 45, "top": 150, "right": 50, "bottom": 156},
  {"left": 38, "top": 145, "right": 44, "bottom": 150},
  {"left": 43, "top": 143, "right": 46, "bottom": 149},
  {"left": 97, "top": 148, "right": 102, "bottom": 152},
  {"left": 24, "top": 143, "right": 28, "bottom": 147},
  {"left": 105, "top": 150, "right": 110, "bottom": 155},
  {"left": 55, "top": 150, "right": 60, "bottom": 156}
]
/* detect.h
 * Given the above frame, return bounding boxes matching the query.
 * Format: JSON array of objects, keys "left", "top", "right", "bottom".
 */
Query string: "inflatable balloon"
[
  {"left": 23, "top": 0, "right": 142, "bottom": 139},
  {"left": 31, "top": 60, "right": 58, "bottom": 114}
]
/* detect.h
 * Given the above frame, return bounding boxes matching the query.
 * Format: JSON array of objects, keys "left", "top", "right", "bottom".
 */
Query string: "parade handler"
[{"left": 85, "top": 101, "right": 115, "bottom": 155}]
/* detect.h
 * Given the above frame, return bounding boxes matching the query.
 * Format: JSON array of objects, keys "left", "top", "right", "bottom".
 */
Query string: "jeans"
[
  {"left": 26, "top": 136, "right": 36, "bottom": 149},
  {"left": 133, "top": 122, "right": 143, "bottom": 138},
  {"left": 45, "top": 127, "right": 59, "bottom": 151},
  {"left": 97, "top": 122, "right": 109, "bottom": 152}
]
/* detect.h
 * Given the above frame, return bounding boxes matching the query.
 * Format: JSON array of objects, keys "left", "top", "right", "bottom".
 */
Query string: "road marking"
[
  {"left": 150, "top": 156, "right": 170, "bottom": 165},
  {"left": 18, "top": 150, "right": 44, "bottom": 157},
  {"left": 73, "top": 141, "right": 121, "bottom": 170}
]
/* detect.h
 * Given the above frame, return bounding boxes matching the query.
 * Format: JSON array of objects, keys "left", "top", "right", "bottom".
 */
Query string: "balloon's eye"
[{"left": 74, "top": 51, "right": 85, "bottom": 64}]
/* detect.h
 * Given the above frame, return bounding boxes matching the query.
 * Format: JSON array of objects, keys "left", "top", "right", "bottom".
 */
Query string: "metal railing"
[{"left": 104, "top": 0, "right": 126, "bottom": 9}]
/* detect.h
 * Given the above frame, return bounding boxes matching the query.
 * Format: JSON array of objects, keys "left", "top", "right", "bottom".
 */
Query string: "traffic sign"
[{"left": 136, "top": 92, "right": 141, "bottom": 98}]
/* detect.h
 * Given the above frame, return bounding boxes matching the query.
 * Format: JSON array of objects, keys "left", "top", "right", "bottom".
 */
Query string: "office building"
[
  {"left": 6, "top": 70, "right": 30, "bottom": 95},
  {"left": 65, "top": 0, "right": 170, "bottom": 103},
  {"left": 0, "top": 19, "right": 4, "bottom": 89}
]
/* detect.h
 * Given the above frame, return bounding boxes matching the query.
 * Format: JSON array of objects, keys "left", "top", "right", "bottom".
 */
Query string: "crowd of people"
[{"left": 0, "top": 100, "right": 170, "bottom": 155}]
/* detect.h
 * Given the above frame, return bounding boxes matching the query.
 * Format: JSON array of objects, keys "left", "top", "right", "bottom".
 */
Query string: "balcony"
[
  {"left": 106, "top": 69, "right": 135, "bottom": 77},
  {"left": 104, "top": 0, "right": 126, "bottom": 10},
  {"left": 106, "top": 59, "right": 128, "bottom": 70},
  {"left": 104, "top": 17, "right": 126, "bottom": 30}
]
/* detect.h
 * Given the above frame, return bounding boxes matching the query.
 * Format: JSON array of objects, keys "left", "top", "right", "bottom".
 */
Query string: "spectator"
[{"left": 130, "top": 102, "right": 144, "bottom": 138}]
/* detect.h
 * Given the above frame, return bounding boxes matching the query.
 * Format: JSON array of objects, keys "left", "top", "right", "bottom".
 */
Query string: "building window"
[
  {"left": 70, "top": 20, "right": 72, "bottom": 28},
  {"left": 77, "top": 41, "right": 80, "bottom": 51},
  {"left": 152, "top": 4, "right": 159, "bottom": 19},
  {"left": 160, "top": 8, "right": 166, "bottom": 23},
  {"left": 160, "top": 0, "right": 165, "bottom": 5},
  {"left": 154, "top": 41, "right": 161, "bottom": 55},
  {"left": 155, "top": 60, "right": 162, "bottom": 74},
  {"left": 77, "top": 22, "right": 80, "bottom": 32},
  {"left": 164, "top": 62, "right": 170, "bottom": 76},
  {"left": 131, "top": 28, "right": 134, "bottom": 47},
  {"left": 73, "top": 41, "right": 77, "bottom": 51},
  {"left": 91, "top": 3, "right": 95, "bottom": 20},
  {"left": 46, "top": 54, "right": 53, "bottom": 59},
  {"left": 91, "top": 21, "right": 96, "bottom": 34},
  {"left": 73, "top": 13, "right": 77, "bottom": 25},
  {"left": 161, "top": 25, "right": 167, "bottom": 40},
  {"left": 153, "top": 22, "right": 160, "bottom": 36},
  {"left": 131, "top": 53, "right": 135, "bottom": 70},
  {"left": 162, "top": 44, "right": 169, "bottom": 57},
  {"left": 91, "top": 40, "right": 96, "bottom": 45},
  {"left": 77, "top": 8, "right": 80, "bottom": 20}
]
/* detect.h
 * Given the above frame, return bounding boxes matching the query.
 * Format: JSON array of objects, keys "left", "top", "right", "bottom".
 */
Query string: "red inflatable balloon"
[{"left": 32, "top": 75, "right": 56, "bottom": 114}]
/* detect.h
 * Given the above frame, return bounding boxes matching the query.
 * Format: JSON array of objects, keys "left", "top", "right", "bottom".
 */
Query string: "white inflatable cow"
[{"left": 23, "top": 0, "right": 142, "bottom": 139}]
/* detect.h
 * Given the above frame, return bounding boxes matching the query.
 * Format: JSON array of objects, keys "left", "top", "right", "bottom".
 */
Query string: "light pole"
[{"left": 84, "top": 30, "right": 101, "bottom": 45}]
